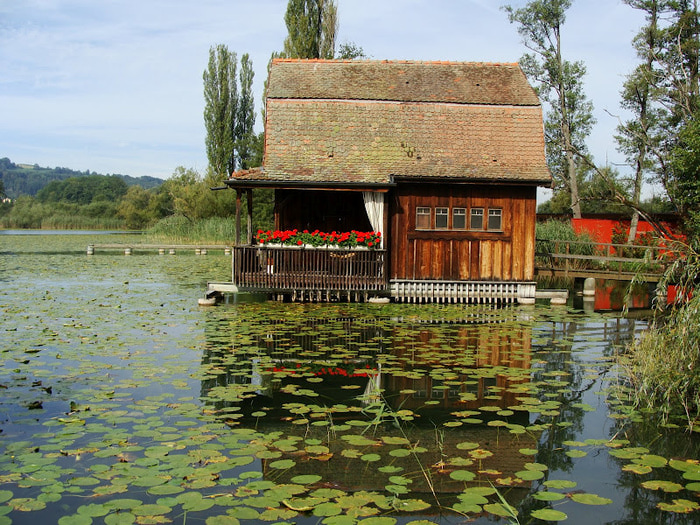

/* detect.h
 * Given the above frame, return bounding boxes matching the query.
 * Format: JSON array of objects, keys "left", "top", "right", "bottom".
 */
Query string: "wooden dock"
[
  {"left": 535, "top": 239, "right": 668, "bottom": 283},
  {"left": 87, "top": 243, "right": 231, "bottom": 255}
]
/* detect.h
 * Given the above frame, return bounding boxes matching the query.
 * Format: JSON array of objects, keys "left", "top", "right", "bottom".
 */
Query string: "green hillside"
[{"left": 0, "top": 157, "right": 162, "bottom": 199}]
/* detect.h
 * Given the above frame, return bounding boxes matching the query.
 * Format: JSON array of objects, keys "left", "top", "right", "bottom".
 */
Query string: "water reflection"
[
  {"left": 200, "top": 304, "right": 699, "bottom": 524},
  {"left": 201, "top": 306, "right": 539, "bottom": 505}
]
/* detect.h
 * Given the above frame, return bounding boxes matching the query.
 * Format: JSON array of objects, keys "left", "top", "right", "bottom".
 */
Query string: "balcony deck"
[{"left": 232, "top": 245, "right": 388, "bottom": 301}]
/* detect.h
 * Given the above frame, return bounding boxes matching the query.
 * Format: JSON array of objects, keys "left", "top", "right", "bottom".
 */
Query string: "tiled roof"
[
  {"left": 229, "top": 60, "right": 551, "bottom": 186},
  {"left": 267, "top": 59, "right": 541, "bottom": 106}
]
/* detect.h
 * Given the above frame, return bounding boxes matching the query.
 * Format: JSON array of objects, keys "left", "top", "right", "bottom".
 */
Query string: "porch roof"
[{"left": 228, "top": 60, "right": 551, "bottom": 188}]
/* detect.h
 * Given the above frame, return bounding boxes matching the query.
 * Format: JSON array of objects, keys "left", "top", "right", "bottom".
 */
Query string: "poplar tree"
[
  {"left": 236, "top": 53, "right": 257, "bottom": 170},
  {"left": 504, "top": 0, "right": 595, "bottom": 218},
  {"left": 203, "top": 45, "right": 238, "bottom": 178},
  {"left": 281, "top": 0, "right": 338, "bottom": 59}
]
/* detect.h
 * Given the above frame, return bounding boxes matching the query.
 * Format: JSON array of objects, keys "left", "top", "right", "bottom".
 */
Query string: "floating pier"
[{"left": 87, "top": 244, "right": 232, "bottom": 256}]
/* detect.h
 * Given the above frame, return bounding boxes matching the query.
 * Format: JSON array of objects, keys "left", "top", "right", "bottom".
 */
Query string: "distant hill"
[{"left": 0, "top": 157, "right": 163, "bottom": 199}]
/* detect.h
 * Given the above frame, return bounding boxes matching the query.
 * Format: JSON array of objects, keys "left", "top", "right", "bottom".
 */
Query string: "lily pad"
[{"left": 531, "top": 508, "right": 568, "bottom": 521}]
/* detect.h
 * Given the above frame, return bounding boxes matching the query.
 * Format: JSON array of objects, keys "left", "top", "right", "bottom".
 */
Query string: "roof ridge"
[{"left": 271, "top": 58, "right": 521, "bottom": 67}]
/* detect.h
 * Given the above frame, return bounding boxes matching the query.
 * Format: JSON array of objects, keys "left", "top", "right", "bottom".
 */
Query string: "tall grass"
[{"left": 145, "top": 215, "right": 237, "bottom": 244}]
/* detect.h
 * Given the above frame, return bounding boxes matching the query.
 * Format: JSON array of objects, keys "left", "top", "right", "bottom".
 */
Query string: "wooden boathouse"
[{"left": 223, "top": 59, "right": 551, "bottom": 303}]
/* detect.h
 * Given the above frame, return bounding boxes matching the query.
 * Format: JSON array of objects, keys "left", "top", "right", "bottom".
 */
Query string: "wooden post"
[
  {"left": 235, "top": 189, "right": 242, "bottom": 246},
  {"left": 246, "top": 189, "right": 253, "bottom": 245}
]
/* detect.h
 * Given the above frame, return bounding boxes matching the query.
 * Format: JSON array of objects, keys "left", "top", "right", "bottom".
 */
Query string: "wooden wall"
[{"left": 389, "top": 183, "right": 537, "bottom": 282}]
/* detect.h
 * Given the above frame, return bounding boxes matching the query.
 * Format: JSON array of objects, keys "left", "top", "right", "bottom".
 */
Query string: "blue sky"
[{"left": 1, "top": 0, "right": 647, "bottom": 187}]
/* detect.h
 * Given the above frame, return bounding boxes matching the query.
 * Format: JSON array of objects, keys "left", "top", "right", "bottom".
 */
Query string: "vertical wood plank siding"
[{"left": 390, "top": 184, "right": 536, "bottom": 282}]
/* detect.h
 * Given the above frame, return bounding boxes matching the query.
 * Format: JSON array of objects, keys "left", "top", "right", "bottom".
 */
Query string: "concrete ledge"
[{"left": 535, "top": 289, "right": 569, "bottom": 305}]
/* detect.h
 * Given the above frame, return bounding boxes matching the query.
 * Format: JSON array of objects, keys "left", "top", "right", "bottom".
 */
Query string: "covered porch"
[{"left": 227, "top": 179, "right": 389, "bottom": 302}]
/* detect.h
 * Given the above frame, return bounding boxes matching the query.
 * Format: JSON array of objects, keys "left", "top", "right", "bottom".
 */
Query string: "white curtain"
[{"left": 363, "top": 191, "right": 384, "bottom": 248}]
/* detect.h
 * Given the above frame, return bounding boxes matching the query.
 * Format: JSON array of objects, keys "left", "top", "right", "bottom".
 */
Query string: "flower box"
[{"left": 255, "top": 229, "right": 381, "bottom": 249}]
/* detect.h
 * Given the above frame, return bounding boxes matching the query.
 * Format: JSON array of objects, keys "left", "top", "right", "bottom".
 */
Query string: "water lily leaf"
[
  {"left": 456, "top": 442, "right": 479, "bottom": 451},
  {"left": 205, "top": 516, "right": 240, "bottom": 525},
  {"left": 361, "top": 453, "right": 381, "bottom": 463},
  {"left": 531, "top": 508, "right": 568, "bottom": 521},
  {"left": 569, "top": 493, "right": 613, "bottom": 505},
  {"left": 10, "top": 497, "right": 47, "bottom": 512},
  {"left": 457, "top": 492, "right": 489, "bottom": 505},
  {"left": 669, "top": 459, "right": 700, "bottom": 473},
  {"left": 312, "top": 502, "right": 343, "bottom": 517},
  {"left": 388, "top": 449, "right": 411, "bottom": 458},
  {"left": 634, "top": 455, "right": 667, "bottom": 468},
  {"left": 269, "top": 459, "right": 296, "bottom": 470},
  {"left": 682, "top": 470, "right": 700, "bottom": 481},
  {"left": 533, "top": 491, "right": 566, "bottom": 502},
  {"left": 291, "top": 474, "right": 322, "bottom": 485},
  {"left": 657, "top": 499, "right": 700, "bottom": 513},
  {"left": 321, "top": 516, "right": 357, "bottom": 525},
  {"left": 394, "top": 499, "right": 430, "bottom": 512},
  {"left": 449, "top": 470, "right": 476, "bottom": 482},
  {"left": 608, "top": 449, "right": 642, "bottom": 459},
  {"left": 451, "top": 502, "right": 481, "bottom": 514},
  {"left": 356, "top": 518, "right": 396, "bottom": 525},
  {"left": 0, "top": 492, "right": 13, "bottom": 504},
  {"left": 685, "top": 482, "right": 700, "bottom": 492},
  {"left": 622, "top": 464, "right": 652, "bottom": 475},
  {"left": 641, "top": 480, "right": 683, "bottom": 493},
  {"left": 104, "top": 512, "right": 136, "bottom": 525},
  {"left": 519, "top": 448, "right": 538, "bottom": 456},
  {"left": 77, "top": 503, "right": 110, "bottom": 517},
  {"left": 566, "top": 449, "right": 588, "bottom": 458},
  {"left": 515, "top": 470, "right": 544, "bottom": 481}
]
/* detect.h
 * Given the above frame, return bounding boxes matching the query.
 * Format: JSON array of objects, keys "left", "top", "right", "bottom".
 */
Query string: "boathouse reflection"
[{"left": 200, "top": 308, "right": 538, "bottom": 497}]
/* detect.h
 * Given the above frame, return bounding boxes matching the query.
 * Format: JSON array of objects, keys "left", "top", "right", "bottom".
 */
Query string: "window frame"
[
  {"left": 487, "top": 208, "right": 503, "bottom": 231},
  {"left": 415, "top": 207, "right": 432, "bottom": 230},
  {"left": 470, "top": 207, "right": 485, "bottom": 231}
]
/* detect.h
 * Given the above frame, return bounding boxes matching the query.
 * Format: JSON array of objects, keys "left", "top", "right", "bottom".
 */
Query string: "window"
[
  {"left": 470, "top": 208, "right": 484, "bottom": 230},
  {"left": 453, "top": 208, "right": 466, "bottom": 230},
  {"left": 488, "top": 208, "right": 503, "bottom": 231},
  {"left": 416, "top": 207, "right": 431, "bottom": 230},
  {"left": 435, "top": 207, "right": 449, "bottom": 229}
]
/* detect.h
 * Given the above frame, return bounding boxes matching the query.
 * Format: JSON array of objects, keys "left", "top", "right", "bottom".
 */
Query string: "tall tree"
[
  {"left": 281, "top": 0, "right": 338, "bottom": 59},
  {"left": 616, "top": 1, "right": 664, "bottom": 241},
  {"left": 235, "top": 53, "right": 257, "bottom": 170},
  {"left": 203, "top": 45, "right": 238, "bottom": 178},
  {"left": 619, "top": 1, "right": 700, "bottom": 237},
  {"left": 504, "top": 0, "right": 595, "bottom": 218}
]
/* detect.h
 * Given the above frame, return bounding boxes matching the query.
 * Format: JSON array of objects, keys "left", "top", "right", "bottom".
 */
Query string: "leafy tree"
[
  {"left": 281, "top": 0, "right": 338, "bottom": 59},
  {"left": 336, "top": 41, "right": 367, "bottom": 59},
  {"left": 619, "top": 1, "right": 700, "bottom": 238},
  {"left": 117, "top": 186, "right": 157, "bottom": 229},
  {"left": 504, "top": 0, "right": 595, "bottom": 218},
  {"left": 670, "top": 114, "right": 700, "bottom": 236},
  {"left": 204, "top": 44, "right": 238, "bottom": 178},
  {"left": 616, "top": 3, "right": 662, "bottom": 241}
]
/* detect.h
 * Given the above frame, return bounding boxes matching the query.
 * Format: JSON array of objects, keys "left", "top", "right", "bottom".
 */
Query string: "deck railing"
[
  {"left": 535, "top": 238, "right": 669, "bottom": 281},
  {"left": 232, "top": 245, "right": 387, "bottom": 296}
]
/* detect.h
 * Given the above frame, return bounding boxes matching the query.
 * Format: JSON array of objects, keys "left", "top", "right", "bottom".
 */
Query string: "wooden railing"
[
  {"left": 535, "top": 239, "right": 669, "bottom": 282},
  {"left": 232, "top": 245, "right": 388, "bottom": 295}
]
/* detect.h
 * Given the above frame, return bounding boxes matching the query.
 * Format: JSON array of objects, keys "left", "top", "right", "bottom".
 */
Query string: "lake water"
[{"left": 0, "top": 233, "right": 698, "bottom": 524}]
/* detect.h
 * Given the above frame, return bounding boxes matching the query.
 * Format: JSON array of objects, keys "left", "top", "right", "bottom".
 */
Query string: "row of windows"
[{"left": 416, "top": 206, "right": 503, "bottom": 231}]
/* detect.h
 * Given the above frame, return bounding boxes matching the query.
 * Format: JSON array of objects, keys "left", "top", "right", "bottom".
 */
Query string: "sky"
[{"left": 1, "top": 0, "right": 649, "bottom": 189}]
